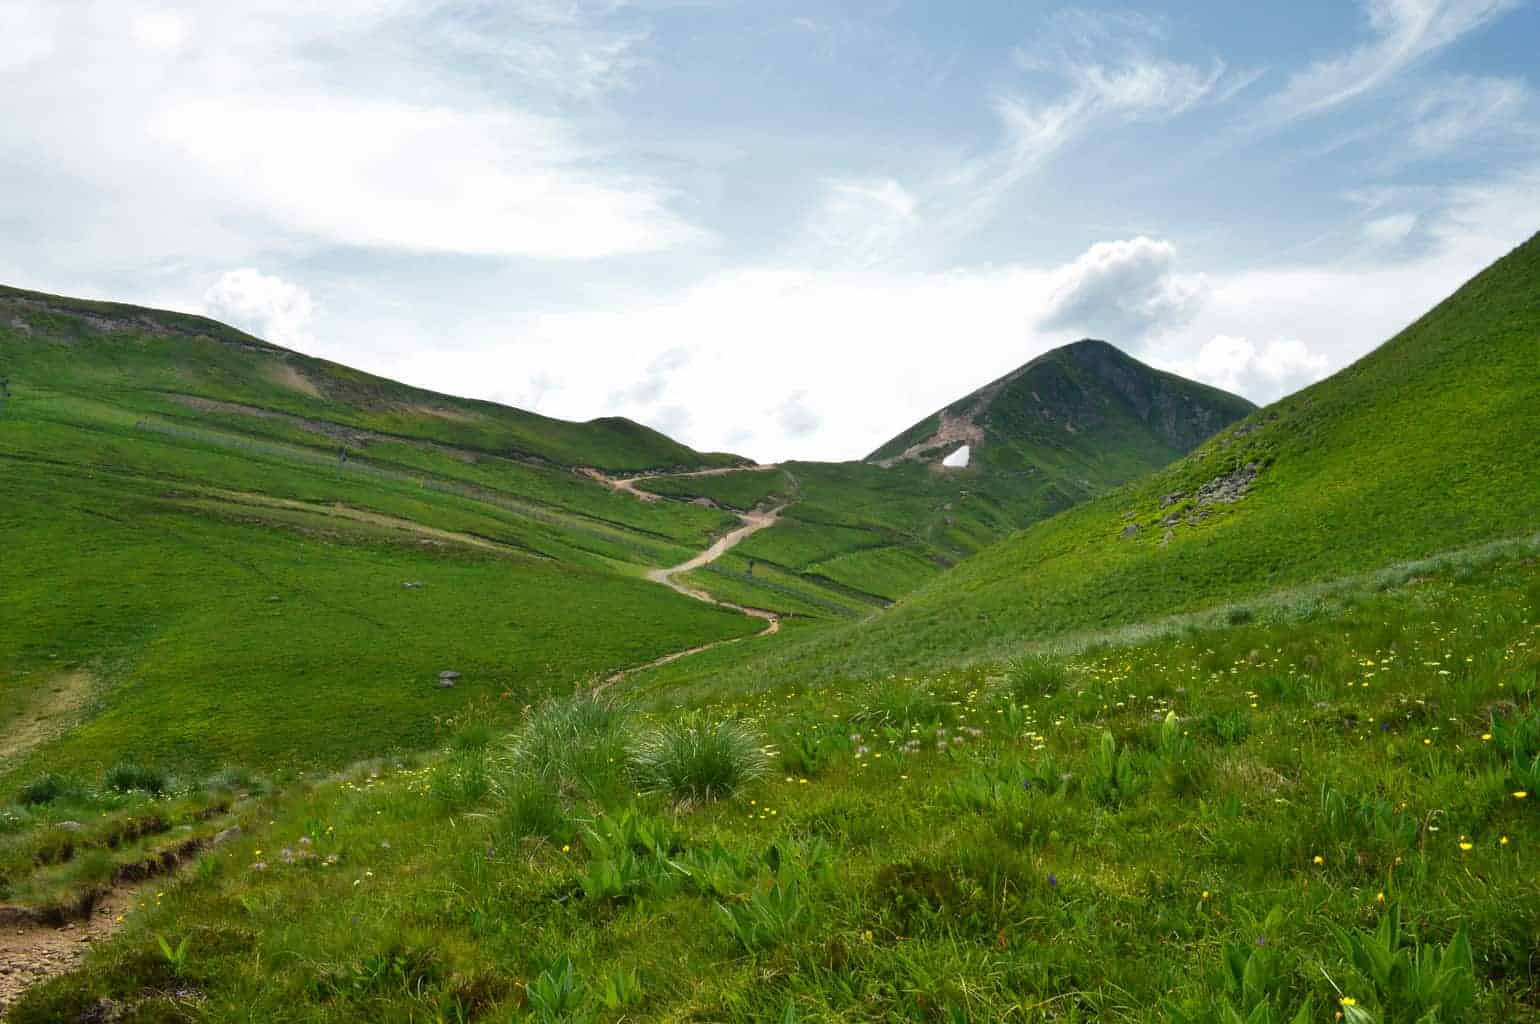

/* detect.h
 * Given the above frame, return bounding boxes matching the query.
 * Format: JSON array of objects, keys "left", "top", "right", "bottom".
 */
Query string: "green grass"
[
  {"left": 0, "top": 300, "right": 764, "bottom": 787},
  {"left": 12, "top": 550, "right": 1540, "bottom": 1021},
  {"left": 686, "top": 231, "right": 1540, "bottom": 695}
]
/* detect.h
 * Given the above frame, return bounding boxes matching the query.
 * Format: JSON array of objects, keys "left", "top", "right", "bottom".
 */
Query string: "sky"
[{"left": 1, "top": 1, "right": 1536, "bottom": 462}]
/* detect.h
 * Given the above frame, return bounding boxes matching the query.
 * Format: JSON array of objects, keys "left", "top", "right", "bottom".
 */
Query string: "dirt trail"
[
  {"left": 0, "top": 886, "right": 146, "bottom": 1016},
  {"left": 582, "top": 464, "right": 782, "bottom": 504},
  {"left": 0, "top": 670, "right": 94, "bottom": 762},
  {"left": 595, "top": 503, "right": 785, "bottom": 692}
]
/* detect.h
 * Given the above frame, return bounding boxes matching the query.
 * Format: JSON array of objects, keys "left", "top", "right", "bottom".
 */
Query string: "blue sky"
[{"left": 1, "top": 0, "right": 1536, "bottom": 460}]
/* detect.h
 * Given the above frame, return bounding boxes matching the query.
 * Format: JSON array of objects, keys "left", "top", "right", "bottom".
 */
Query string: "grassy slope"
[
  {"left": 692, "top": 232, "right": 1540, "bottom": 691},
  {"left": 635, "top": 346, "right": 1255, "bottom": 618},
  {"left": 0, "top": 292, "right": 761, "bottom": 784},
  {"left": 13, "top": 550, "right": 1540, "bottom": 1021},
  {"left": 0, "top": 285, "right": 745, "bottom": 473}
]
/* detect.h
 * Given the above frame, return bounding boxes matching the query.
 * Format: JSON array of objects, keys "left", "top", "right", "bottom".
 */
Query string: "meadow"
[{"left": 9, "top": 546, "right": 1538, "bottom": 1021}]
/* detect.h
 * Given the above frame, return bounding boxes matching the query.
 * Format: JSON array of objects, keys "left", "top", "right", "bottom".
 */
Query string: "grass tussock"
[{"left": 630, "top": 713, "right": 770, "bottom": 804}]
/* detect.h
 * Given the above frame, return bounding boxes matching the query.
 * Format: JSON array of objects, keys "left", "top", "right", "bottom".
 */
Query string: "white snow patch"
[{"left": 942, "top": 445, "right": 971, "bottom": 469}]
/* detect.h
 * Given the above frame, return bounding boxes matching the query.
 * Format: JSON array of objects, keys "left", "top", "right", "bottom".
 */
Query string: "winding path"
[{"left": 591, "top": 470, "right": 788, "bottom": 690}]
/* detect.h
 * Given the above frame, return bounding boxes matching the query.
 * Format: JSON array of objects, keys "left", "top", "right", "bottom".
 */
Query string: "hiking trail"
[{"left": 589, "top": 465, "right": 788, "bottom": 691}]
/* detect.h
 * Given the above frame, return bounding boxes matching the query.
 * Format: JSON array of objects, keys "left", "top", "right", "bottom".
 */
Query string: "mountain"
[
  {"left": 620, "top": 341, "right": 1253, "bottom": 615},
  {"left": 0, "top": 285, "right": 763, "bottom": 783},
  {"left": 705, "top": 230, "right": 1540, "bottom": 690},
  {"left": 0, "top": 284, "right": 745, "bottom": 473},
  {"left": 866, "top": 339, "right": 1255, "bottom": 486}
]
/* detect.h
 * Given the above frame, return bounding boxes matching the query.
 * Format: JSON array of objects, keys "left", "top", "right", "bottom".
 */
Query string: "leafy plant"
[
  {"left": 528, "top": 956, "right": 588, "bottom": 1021},
  {"left": 1328, "top": 904, "right": 1476, "bottom": 1022},
  {"left": 154, "top": 934, "right": 192, "bottom": 978},
  {"left": 717, "top": 877, "right": 809, "bottom": 951},
  {"left": 1087, "top": 730, "right": 1145, "bottom": 807}
]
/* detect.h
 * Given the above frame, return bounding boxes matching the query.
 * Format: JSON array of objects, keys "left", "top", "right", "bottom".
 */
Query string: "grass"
[
  {"left": 0, "top": 301, "right": 766, "bottom": 786},
  {"left": 10, "top": 549, "right": 1539, "bottom": 1021},
  {"left": 657, "top": 231, "right": 1540, "bottom": 696}
]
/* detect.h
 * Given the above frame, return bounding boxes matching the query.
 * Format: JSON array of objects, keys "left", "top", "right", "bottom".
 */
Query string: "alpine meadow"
[{"left": 3, "top": 4, "right": 1540, "bottom": 1022}]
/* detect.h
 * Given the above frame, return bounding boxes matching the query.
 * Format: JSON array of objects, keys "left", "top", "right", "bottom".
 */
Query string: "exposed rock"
[
  {"left": 1196, "top": 462, "right": 1260, "bottom": 506},
  {"left": 1160, "top": 491, "right": 1187, "bottom": 508},
  {"left": 402, "top": 581, "right": 424, "bottom": 589},
  {"left": 1120, "top": 523, "right": 1140, "bottom": 538},
  {"left": 1160, "top": 528, "right": 1175, "bottom": 547},
  {"left": 211, "top": 826, "right": 242, "bottom": 847},
  {"left": 437, "top": 671, "right": 461, "bottom": 688}
]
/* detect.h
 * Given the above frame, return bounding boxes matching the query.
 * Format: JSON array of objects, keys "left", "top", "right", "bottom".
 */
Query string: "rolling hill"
[
  {"left": 687, "top": 230, "right": 1540, "bottom": 693},
  {"left": 631, "top": 341, "right": 1254, "bottom": 614},
  {"left": 0, "top": 286, "right": 763, "bottom": 784}
]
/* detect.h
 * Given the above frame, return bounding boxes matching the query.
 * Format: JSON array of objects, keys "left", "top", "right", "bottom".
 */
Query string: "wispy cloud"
[{"left": 1260, "top": 0, "right": 1518, "bottom": 122}]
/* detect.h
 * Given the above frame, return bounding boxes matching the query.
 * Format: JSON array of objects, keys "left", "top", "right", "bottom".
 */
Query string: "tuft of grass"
[
  {"left": 495, "top": 774, "right": 571, "bottom": 843},
  {"left": 507, "top": 693, "right": 631, "bottom": 799},
  {"left": 999, "top": 653, "right": 1070, "bottom": 703},
  {"left": 631, "top": 713, "right": 769, "bottom": 804},
  {"left": 103, "top": 761, "right": 169, "bottom": 797},
  {"left": 15, "top": 773, "right": 87, "bottom": 807}
]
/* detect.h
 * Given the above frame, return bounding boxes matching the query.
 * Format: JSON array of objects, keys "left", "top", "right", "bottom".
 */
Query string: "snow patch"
[{"left": 942, "top": 445, "right": 970, "bottom": 469}]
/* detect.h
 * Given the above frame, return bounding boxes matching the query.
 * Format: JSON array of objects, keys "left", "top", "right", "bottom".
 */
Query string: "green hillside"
[
  {"left": 697, "top": 231, "right": 1540, "bottom": 692},
  {"left": 0, "top": 288, "right": 761, "bottom": 785},
  {"left": 631, "top": 344, "right": 1254, "bottom": 616}
]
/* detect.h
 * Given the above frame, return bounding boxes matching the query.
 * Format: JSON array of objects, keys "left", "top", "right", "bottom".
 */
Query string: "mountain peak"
[{"left": 866, "top": 339, "right": 1255, "bottom": 471}]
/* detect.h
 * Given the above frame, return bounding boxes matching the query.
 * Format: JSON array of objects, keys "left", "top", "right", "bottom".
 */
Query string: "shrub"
[
  {"left": 631, "top": 713, "right": 769, "bottom": 804},
  {"left": 104, "top": 761, "right": 168, "bottom": 797},
  {"left": 509, "top": 694, "right": 630, "bottom": 798},
  {"left": 16, "top": 772, "right": 85, "bottom": 806}
]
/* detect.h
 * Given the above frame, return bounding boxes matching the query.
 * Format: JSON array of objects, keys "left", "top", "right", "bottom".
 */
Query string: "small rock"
[
  {"left": 57, "top": 820, "right": 84, "bottom": 831},
  {"left": 1120, "top": 523, "right": 1140, "bottom": 538},
  {"left": 437, "top": 670, "right": 461, "bottom": 688},
  {"left": 403, "top": 581, "right": 424, "bottom": 589},
  {"left": 211, "top": 826, "right": 242, "bottom": 846}
]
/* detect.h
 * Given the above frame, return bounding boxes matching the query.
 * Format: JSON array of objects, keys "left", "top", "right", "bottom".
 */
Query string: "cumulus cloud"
[
  {"left": 202, "top": 268, "right": 315, "bottom": 350},
  {"left": 1040, "top": 237, "right": 1206, "bottom": 341},
  {"left": 1262, "top": 0, "right": 1518, "bottom": 122},
  {"left": 1160, "top": 335, "right": 1331, "bottom": 403}
]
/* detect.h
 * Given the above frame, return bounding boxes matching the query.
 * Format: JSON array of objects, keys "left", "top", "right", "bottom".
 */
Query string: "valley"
[{"left": 2, "top": 233, "right": 1539, "bottom": 1020}]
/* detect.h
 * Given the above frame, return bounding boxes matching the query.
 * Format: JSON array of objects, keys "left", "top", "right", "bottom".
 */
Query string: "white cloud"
[
  {"left": 1160, "top": 335, "right": 1330, "bottom": 403},
  {"left": 1263, "top": 0, "right": 1518, "bottom": 121},
  {"left": 1364, "top": 212, "right": 1420, "bottom": 245},
  {"left": 801, "top": 179, "right": 920, "bottom": 267},
  {"left": 202, "top": 268, "right": 316, "bottom": 350},
  {"left": 772, "top": 391, "right": 822, "bottom": 439},
  {"left": 1408, "top": 75, "right": 1529, "bottom": 154},
  {"left": 154, "top": 96, "right": 703, "bottom": 260},
  {"left": 0, "top": 0, "right": 702, "bottom": 275},
  {"left": 1041, "top": 237, "right": 1206, "bottom": 340},
  {"left": 0, "top": 1, "right": 57, "bottom": 69},
  {"left": 131, "top": 10, "right": 191, "bottom": 52}
]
